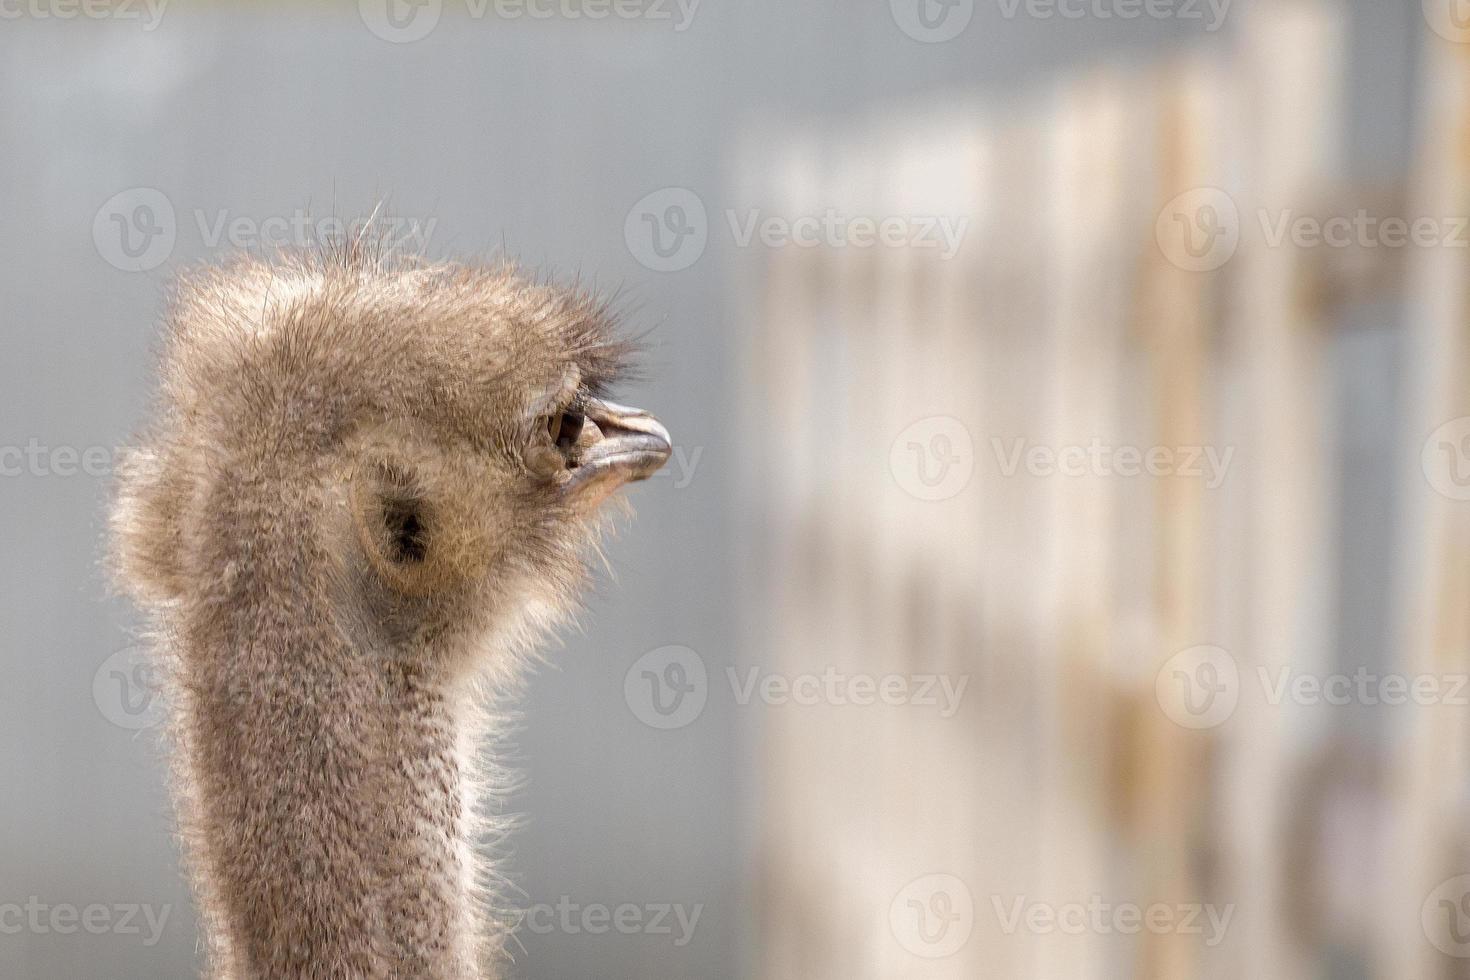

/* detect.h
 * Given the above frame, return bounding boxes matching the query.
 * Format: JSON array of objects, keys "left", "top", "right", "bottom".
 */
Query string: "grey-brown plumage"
[{"left": 110, "top": 248, "right": 671, "bottom": 979}]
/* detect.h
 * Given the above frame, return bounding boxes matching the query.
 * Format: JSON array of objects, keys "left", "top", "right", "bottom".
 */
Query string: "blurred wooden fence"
[{"left": 738, "top": 3, "right": 1470, "bottom": 977}]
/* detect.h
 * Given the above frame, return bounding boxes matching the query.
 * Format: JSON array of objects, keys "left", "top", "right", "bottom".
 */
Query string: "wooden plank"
[
  {"left": 1378, "top": 33, "right": 1470, "bottom": 980},
  {"left": 970, "top": 103, "right": 1055, "bottom": 978},
  {"left": 1131, "top": 52, "right": 1223, "bottom": 980},
  {"left": 1034, "top": 68, "right": 1137, "bottom": 980},
  {"left": 1218, "top": 3, "right": 1343, "bottom": 978},
  {"left": 745, "top": 140, "right": 831, "bottom": 980}
]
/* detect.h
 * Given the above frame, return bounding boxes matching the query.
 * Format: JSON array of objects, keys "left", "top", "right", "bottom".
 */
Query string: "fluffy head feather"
[{"left": 114, "top": 248, "right": 643, "bottom": 665}]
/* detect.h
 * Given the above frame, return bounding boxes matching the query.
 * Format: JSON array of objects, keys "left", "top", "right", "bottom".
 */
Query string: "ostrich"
[{"left": 110, "top": 249, "right": 671, "bottom": 979}]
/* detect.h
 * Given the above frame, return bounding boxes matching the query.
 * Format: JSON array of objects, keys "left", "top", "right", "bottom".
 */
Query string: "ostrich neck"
[{"left": 176, "top": 477, "right": 487, "bottom": 980}]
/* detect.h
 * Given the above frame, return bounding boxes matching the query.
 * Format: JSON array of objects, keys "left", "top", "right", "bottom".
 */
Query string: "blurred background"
[{"left": 1, "top": 0, "right": 1467, "bottom": 977}]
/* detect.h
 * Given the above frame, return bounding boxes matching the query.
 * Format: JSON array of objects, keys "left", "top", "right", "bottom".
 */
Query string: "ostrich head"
[
  {"left": 111, "top": 250, "right": 671, "bottom": 978},
  {"left": 115, "top": 250, "right": 670, "bottom": 673}
]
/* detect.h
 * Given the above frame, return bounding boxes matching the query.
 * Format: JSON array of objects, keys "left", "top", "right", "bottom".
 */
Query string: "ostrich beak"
[{"left": 564, "top": 398, "right": 672, "bottom": 505}]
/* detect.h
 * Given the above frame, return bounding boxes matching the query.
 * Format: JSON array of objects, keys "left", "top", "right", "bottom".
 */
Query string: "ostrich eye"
[{"left": 551, "top": 410, "right": 585, "bottom": 451}]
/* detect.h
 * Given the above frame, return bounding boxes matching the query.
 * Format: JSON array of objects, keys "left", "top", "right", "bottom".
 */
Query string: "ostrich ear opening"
[{"left": 349, "top": 459, "right": 446, "bottom": 596}]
